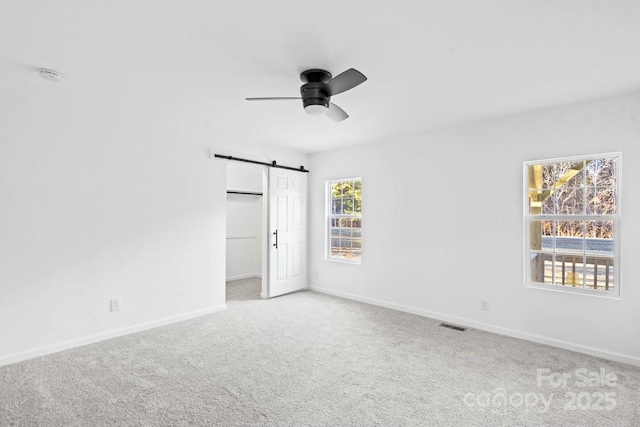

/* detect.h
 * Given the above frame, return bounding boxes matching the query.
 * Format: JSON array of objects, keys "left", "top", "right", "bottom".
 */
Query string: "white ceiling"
[{"left": 2, "top": 1, "right": 640, "bottom": 154}]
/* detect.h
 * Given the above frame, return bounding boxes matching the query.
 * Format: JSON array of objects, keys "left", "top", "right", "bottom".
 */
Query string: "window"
[
  {"left": 524, "top": 153, "right": 620, "bottom": 296},
  {"left": 327, "top": 178, "right": 362, "bottom": 263}
]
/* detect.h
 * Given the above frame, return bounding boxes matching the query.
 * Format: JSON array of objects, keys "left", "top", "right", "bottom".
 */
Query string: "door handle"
[{"left": 273, "top": 230, "right": 278, "bottom": 249}]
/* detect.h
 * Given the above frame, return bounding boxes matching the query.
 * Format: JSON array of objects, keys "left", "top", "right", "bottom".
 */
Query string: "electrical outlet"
[
  {"left": 110, "top": 299, "right": 120, "bottom": 312},
  {"left": 481, "top": 300, "right": 489, "bottom": 311}
]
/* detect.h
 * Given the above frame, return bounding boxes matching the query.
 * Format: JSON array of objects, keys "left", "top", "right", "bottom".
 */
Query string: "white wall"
[
  {"left": 308, "top": 92, "right": 640, "bottom": 366},
  {"left": 0, "top": 81, "right": 308, "bottom": 365},
  {"left": 0, "top": 88, "right": 227, "bottom": 365},
  {"left": 226, "top": 162, "right": 264, "bottom": 280}
]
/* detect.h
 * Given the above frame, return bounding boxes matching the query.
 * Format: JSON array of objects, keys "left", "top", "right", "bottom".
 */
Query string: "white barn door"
[{"left": 268, "top": 168, "right": 307, "bottom": 298}]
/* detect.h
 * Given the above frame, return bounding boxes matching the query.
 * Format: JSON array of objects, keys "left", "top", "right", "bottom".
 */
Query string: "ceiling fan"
[{"left": 246, "top": 68, "right": 367, "bottom": 122}]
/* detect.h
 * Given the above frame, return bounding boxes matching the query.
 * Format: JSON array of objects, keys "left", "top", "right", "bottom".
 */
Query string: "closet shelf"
[{"left": 226, "top": 190, "right": 263, "bottom": 196}]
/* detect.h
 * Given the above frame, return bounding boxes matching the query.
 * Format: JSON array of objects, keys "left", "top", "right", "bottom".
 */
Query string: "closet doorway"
[
  {"left": 224, "top": 156, "right": 308, "bottom": 300},
  {"left": 225, "top": 162, "right": 268, "bottom": 299}
]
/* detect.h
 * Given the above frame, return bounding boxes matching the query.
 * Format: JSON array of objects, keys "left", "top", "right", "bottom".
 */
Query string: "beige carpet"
[{"left": 1, "top": 278, "right": 639, "bottom": 426}]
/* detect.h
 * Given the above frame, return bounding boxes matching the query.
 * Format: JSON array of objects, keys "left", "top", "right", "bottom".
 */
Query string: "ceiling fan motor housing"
[
  {"left": 300, "top": 69, "right": 332, "bottom": 110},
  {"left": 301, "top": 82, "right": 330, "bottom": 109}
]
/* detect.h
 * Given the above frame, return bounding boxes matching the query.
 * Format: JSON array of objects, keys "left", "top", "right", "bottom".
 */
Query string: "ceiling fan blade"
[
  {"left": 326, "top": 68, "right": 367, "bottom": 96},
  {"left": 326, "top": 102, "right": 349, "bottom": 122},
  {"left": 245, "top": 97, "right": 301, "bottom": 101}
]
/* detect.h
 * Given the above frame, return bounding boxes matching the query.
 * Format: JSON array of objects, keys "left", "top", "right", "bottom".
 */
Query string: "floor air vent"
[{"left": 439, "top": 323, "right": 467, "bottom": 332}]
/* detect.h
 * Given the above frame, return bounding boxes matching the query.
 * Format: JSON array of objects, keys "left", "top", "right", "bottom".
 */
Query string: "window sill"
[
  {"left": 524, "top": 282, "right": 621, "bottom": 300},
  {"left": 325, "top": 257, "right": 361, "bottom": 265}
]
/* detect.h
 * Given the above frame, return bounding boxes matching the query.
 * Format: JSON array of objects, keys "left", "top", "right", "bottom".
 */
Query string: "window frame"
[
  {"left": 325, "top": 177, "right": 362, "bottom": 264},
  {"left": 523, "top": 153, "right": 621, "bottom": 298}
]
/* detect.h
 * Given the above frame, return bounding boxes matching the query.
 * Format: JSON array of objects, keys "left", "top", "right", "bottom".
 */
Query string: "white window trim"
[
  {"left": 522, "top": 152, "right": 622, "bottom": 298},
  {"left": 325, "top": 177, "right": 362, "bottom": 265}
]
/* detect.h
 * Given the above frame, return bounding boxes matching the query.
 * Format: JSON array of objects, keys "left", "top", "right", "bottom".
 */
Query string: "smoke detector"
[{"left": 38, "top": 68, "right": 63, "bottom": 83}]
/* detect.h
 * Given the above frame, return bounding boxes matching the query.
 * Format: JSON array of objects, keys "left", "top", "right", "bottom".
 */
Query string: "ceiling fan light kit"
[
  {"left": 304, "top": 104, "right": 328, "bottom": 115},
  {"left": 246, "top": 67, "right": 367, "bottom": 122}
]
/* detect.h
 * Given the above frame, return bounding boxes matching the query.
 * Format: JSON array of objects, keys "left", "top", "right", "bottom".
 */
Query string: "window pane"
[
  {"left": 555, "top": 221, "right": 585, "bottom": 256},
  {"left": 554, "top": 160, "right": 585, "bottom": 188},
  {"left": 530, "top": 223, "right": 541, "bottom": 251},
  {"left": 343, "top": 229, "right": 359, "bottom": 260},
  {"left": 543, "top": 254, "right": 554, "bottom": 284},
  {"left": 351, "top": 229, "right": 361, "bottom": 251},
  {"left": 555, "top": 220, "right": 584, "bottom": 238},
  {"left": 336, "top": 217, "right": 357, "bottom": 228},
  {"left": 554, "top": 254, "right": 585, "bottom": 287},
  {"left": 354, "top": 180, "right": 362, "bottom": 214},
  {"left": 554, "top": 187, "right": 584, "bottom": 215},
  {"left": 586, "top": 158, "right": 617, "bottom": 187},
  {"left": 341, "top": 182, "right": 352, "bottom": 197},
  {"left": 529, "top": 252, "right": 548, "bottom": 283},
  {"left": 585, "top": 221, "right": 614, "bottom": 255},
  {"left": 342, "top": 197, "right": 355, "bottom": 214},
  {"left": 331, "top": 183, "right": 341, "bottom": 199},
  {"left": 584, "top": 258, "right": 614, "bottom": 291},
  {"left": 527, "top": 163, "right": 553, "bottom": 214},
  {"left": 586, "top": 187, "right": 617, "bottom": 214},
  {"left": 528, "top": 189, "right": 552, "bottom": 215},
  {"left": 541, "top": 191, "right": 556, "bottom": 214},
  {"left": 540, "top": 163, "right": 554, "bottom": 189},
  {"left": 330, "top": 229, "right": 341, "bottom": 258},
  {"left": 339, "top": 227, "right": 351, "bottom": 258},
  {"left": 332, "top": 199, "right": 342, "bottom": 215},
  {"left": 540, "top": 220, "right": 553, "bottom": 250}
]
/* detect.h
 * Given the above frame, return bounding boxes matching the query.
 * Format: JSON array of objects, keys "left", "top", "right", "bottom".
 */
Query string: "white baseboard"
[
  {"left": 309, "top": 285, "right": 640, "bottom": 368},
  {"left": 226, "top": 273, "right": 262, "bottom": 281},
  {"left": 0, "top": 304, "right": 227, "bottom": 368}
]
